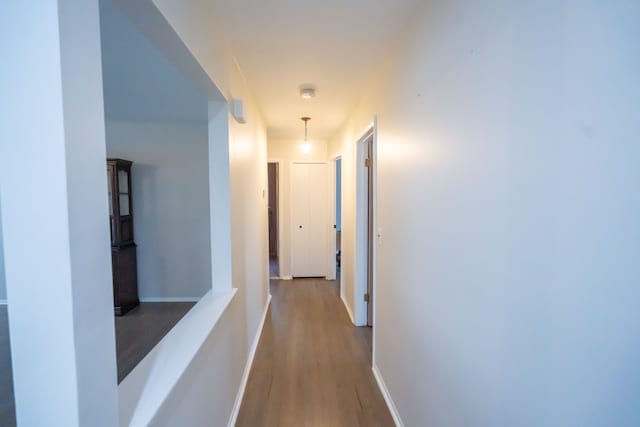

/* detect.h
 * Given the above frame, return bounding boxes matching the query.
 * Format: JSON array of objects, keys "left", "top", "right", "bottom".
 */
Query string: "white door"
[{"left": 291, "top": 162, "right": 328, "bottom": 277}]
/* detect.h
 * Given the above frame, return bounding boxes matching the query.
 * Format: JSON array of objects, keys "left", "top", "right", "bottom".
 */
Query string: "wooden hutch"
[{"left": 107, "top": 158, "right": 139, "bottom": 315}]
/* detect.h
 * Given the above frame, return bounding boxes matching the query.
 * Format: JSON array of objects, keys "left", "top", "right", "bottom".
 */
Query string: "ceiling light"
[
  {"left": 300, "top": 87, "right": 316, "bottom": 100},
  {"left": 301, "top": 117, "right": 312, "bottom": 155}
]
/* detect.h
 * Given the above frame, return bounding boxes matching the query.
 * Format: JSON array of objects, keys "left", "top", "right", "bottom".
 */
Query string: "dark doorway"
[
  {"left": 268, "top": 162, "right": 279, "bottom": 277},
  {"left": 335, "top": 158, "right": 342, "bottom": 282}
]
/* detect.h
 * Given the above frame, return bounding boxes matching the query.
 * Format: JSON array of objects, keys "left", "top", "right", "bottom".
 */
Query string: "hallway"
[
  {"left": 3, "top": 1, "right": 639, "bottom": 425},
  {"left": 236, "top": 279, "right": 394, "bottom": 427}
]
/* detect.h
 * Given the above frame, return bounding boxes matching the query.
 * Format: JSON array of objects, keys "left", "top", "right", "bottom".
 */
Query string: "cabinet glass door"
[
  {"left": 108, "top": 168, "right": 113, "bottom": 216},
  {"left": 118, "top": 169, "right": 130, "bottom": 216}
]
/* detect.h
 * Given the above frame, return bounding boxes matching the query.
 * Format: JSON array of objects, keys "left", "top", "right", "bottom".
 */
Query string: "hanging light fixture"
[{"left": 301, "top": 117, "right": 312, "bottom": 155}]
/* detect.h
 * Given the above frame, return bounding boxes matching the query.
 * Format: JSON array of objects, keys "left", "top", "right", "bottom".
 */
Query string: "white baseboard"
[
  {"left": 372, "top": 365, "right": 405, "bottom": 427},
  {"left": 280, "top": 275, "right": 292, "bottom": 280},
  {"left": 340, "top": 294, "right": 355, "bottom": 325},
  {"left": 227, "top": 294, "right": 272, "bottom": 427},
  {"left": 0, "top": 299, "right": 7, "bottom": 306},
  {"left": 139, "top": 297, "right": 200, "bottom": 303}
]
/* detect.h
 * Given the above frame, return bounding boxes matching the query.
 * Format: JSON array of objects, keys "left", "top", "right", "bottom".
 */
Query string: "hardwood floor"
[
  {"left": 236, "top": 278, "right": 394, "bottom": 427},
  {"left": 1, "top": 282, "right": 390, "bottom": 426},
  {"left": 0, "top": 306, "right": 15, "bottom": 427},
  {"left": 115, "top": 302, "right": 194, "bottom": 382},
  {"left": 0, "top": 302, "right": 194, "bottom": 426}
]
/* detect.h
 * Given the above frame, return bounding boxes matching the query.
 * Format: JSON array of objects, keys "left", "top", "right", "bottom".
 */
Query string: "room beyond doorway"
[
  {"left": 335, "top": 157, "right": 342, "bottom": 284},
  {"left": 268, "top": 162, "right": 279, "bottom": 278}
]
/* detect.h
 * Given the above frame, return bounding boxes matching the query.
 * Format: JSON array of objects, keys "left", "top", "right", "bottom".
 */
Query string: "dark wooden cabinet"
[{"left": 107, "top": 159, "right": 139, "bottom": 316}]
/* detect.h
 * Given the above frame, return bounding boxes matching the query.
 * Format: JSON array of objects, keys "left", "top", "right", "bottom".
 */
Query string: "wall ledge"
[
  {"left": 138, "top": 297, "right": 201, "bottom": 303},
  {"left": 118, "top": 287, "right": 237, "bottom": 426},
  {"left": 227, "top": 293, "right": 272, "bottom": 427}
]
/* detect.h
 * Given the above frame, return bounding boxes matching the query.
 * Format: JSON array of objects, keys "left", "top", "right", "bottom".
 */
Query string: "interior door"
[
  {"left": 306, "top": 163, "right": 328, "bottom": 275},
  {"left": 291, "top": 163, "right": 309, "bottom": 276},
  {"left": 291, "top": 162, "right": 328, "bottom": 277}
]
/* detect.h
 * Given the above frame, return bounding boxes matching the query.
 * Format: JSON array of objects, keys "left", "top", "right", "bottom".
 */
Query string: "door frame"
[
  {"left": 267, "top": 161, "right": 280, "bottom": 276},
  {"left": 267, "top": 158, "right": 284, "bottom": 279},
  {"left": 289, "top": 160, "right": 329, "bottom": 278},
  {"left": 354, "top": 119, "right": 378, "bottom": 338},
  {"left": 327, "top": 155, "right": 342, "bottom": 282}
]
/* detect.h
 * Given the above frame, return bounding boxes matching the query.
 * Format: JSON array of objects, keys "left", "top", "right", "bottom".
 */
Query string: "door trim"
[
  {"left": 327, "top": 155, "right": 342, "bottom": 282},
  {"left": 267, "top": 158, "right": 284, "bottom": 279},
  {"left": 267, "top": 162, "right": 280, "bottom": 279},
  {"left": 354, "top": 118, "right": 378, "bottom": 355}
]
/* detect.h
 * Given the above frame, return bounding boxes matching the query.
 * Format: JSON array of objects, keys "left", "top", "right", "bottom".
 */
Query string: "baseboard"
[
  {"left": 280, "top": 275, "right": 292, "bottom": 280},
  {"left": 340, "top": 294, "right": 355, "bottom": 325},
  {"left": 372, "top": 365, "right": 405, "bottom": 427},
  {"left": 139, "top": 297, "right": 201, "bottom": 303},
  {"left": 227, "top": 294, "right": 272, "bottom": 427},
  {"left": 0, "top": 299, "right": 7, "bottom": 306}
]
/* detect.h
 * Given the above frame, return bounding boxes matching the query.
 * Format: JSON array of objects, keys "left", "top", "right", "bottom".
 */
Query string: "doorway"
[
  {"left": 364, "top": 136, "right": 374, "bottom": 327},
  {"left": 268, "top": 162, "right": 279, "bottom": 278},
  {"left": 335, "top": 157, "right": 342, "bottom": 284},
  {"left": 356, "top": 128, "right": 375, "bottom": 328}
]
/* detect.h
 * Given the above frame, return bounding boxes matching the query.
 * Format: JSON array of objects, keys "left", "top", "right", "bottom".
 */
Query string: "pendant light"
[{"left": 301, "top": 117, "right": 312, "bottom": 155}]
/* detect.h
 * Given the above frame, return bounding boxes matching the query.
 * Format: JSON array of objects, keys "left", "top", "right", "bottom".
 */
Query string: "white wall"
[
  {"left": 147, "top": 290, "right": 246, "bottom": 426},
  {"left": 105, "top": 120, "right": 211, "bottom": 300},
  {"left": 2, "top": 0, "right": 268, "bottom": 424},
  {"left": 332, "top": 1, "right": 640, "bottom": 426},
  {"left": 268, "top": 138, "right": 328, "bottom": 279},
  {"left": 126, "top": 0, "right": 271, "bottom": 423},
  {"left": 1, "top": 1, "right": 118, "bottom": 424}
]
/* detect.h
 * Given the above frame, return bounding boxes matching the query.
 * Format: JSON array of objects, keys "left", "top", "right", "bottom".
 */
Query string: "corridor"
[
  {"left": 236, "top": 279, "right": 394, "bottom": 427},
  {"left": 4, "top": 1, "right": 639, "bottom": 425}
]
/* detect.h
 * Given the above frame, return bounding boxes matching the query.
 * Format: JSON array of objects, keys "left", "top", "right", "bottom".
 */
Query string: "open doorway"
[
  {"left": 335, "top": 157, "right": 342, "bottom": 284},
  {"left": 364, "top": 136, "right": 374, "bottom": 327},
  {"left": 356, "top": 127, "right": 375, "bottom": 329},
  {"left": 100, "top": 0, "right": 215, "bottom": 383},
  {"left": 268, "top": 162, "right": 279, "bottom": 278}
]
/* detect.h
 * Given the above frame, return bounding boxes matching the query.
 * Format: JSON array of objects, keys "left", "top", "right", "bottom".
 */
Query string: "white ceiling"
[{"left": 213, "top": 0, "right": 420, "bottom": 139}]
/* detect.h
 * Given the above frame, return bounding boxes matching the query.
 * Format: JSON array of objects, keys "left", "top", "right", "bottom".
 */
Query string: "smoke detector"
[{"left": 300, "top": 86, "right": 316, "bottom": 100}]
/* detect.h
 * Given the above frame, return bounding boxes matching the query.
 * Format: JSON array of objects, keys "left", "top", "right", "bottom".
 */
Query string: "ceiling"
[{"left": 212, "top": 0, "right": 420, "bottom": 139}]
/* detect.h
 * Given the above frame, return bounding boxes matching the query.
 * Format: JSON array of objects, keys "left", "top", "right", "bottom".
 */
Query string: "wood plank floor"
[
  {"left": 0, "top": 306, "right": 15, "bottom": 427},
  {"left": 236, "top": 278, "right": 394, "bottom": 427},
  {"left": 115, "top": 302, "right": 194, "bottom": 382}
]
